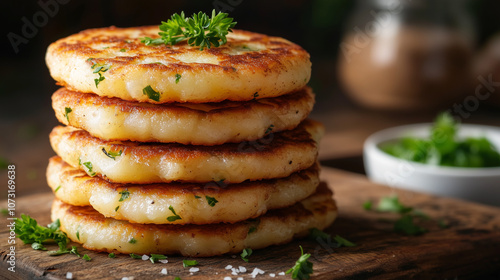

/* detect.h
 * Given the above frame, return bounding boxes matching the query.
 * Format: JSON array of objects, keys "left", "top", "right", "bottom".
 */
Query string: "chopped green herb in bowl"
[{"left": 364, "top": 112, "right": 500, "bottom": 206}]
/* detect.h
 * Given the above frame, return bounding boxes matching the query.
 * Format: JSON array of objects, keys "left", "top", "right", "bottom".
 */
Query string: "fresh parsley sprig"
[
  {"left": 287, "top": 246, "right": 313, "bottom": 280},
  {"left": 15, "top": 214, "right": 68, "bottom": 248},
  {"left": 142, "top": 10, "right": 237, "bottom": 50}
]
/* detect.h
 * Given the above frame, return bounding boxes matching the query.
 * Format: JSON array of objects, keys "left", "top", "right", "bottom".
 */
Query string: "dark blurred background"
[{"left": 2, "top": 0, "right": 500, "bottom": 197}]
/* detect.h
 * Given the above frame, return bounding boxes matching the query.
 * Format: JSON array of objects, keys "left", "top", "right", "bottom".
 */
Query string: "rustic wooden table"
[{"left": 1, "top": 167, "right": 500, "bottom": 279}]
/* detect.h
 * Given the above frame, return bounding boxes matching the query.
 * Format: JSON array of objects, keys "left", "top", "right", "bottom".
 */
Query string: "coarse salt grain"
[
  {"left": 160, "top": 268, "right": 168, "bottom": 275},
  {"left": 66, "top": 272, "right": 73, "bottom": 279},
  {"left": 224, "top": 277, "right": 232, "bottom": 280},
  {"left": 251, "top": 268, "right": 265, "bottom": 278},
  {"left": 278, "top": 272, "right": 285, "bottom": 276},
  {"left": 225, "top": 265, "right": 233, "bottom": 270},
  {"left": 270, "top": 273, "right": 276, "bottom": 277},
  {"left": 239, "top": 266, "right": 247, "bottom": 273},
  {"left": 142, "top": 254, "right": 149, "bottom": 261},
  {"left": 159, "top": 259, "right": 168, "bottom": 264},
  {"left": 189, "top": 267, "right": 200, "bottom": 273},
  {"left": 237, "top": 277, "right": 244, "bottom": 280}
]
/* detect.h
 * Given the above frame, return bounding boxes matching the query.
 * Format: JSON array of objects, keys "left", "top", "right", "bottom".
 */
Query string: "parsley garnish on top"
[
  {"left": 141, "top": 10, "right": 237, "bottom": 50},
  {"left": 287, "top": 246, "right": 313, "bottom": 280}
]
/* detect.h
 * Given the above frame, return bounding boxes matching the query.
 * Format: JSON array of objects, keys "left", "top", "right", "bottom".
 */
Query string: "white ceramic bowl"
[{"left": 364, "top": 123, "right": 500, "bottom": 206}]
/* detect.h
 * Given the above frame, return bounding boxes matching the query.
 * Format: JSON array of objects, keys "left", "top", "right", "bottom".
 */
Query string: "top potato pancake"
[{"left": 46, "top": 26, "right": 311, "bottom": 103}]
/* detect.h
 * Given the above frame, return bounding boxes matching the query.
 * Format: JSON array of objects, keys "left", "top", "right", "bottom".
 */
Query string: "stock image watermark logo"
[
  {"left": 450, "top": 74, "right": 500, "bottom": 120},
  {"left": 6, "top": 165, "right": 17, "bottom": 273},
  {"left": 7, "top": 0, "right": 70, "bottom": 54}
]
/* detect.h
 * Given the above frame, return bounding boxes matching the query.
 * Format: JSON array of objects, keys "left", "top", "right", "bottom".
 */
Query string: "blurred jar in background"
[
  {"left": 475, "top": 34, "right": 500, "bottom": 107},
  {"left": 338, "top": 0, "right": 475, "bottom": 111}
]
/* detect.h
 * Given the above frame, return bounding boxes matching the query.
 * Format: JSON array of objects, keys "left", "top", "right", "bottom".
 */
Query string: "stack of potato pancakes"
[{"left": 44, "top": 25, "right": 337, "bottom": 257}]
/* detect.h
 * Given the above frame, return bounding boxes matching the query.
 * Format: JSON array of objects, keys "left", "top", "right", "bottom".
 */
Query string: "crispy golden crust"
[
  {"left": 52, "top": 86, "right": 314, "bottom": 145},
  {"left": 46, "top": 26, "right": 311, "bottom": 103},
  {"left": 49, "top": 119, "right": 324, "bottom": 184},
  {"left": 51, "top": 183, "right": 337, "bottom": 257},
  {"left": 47, "top": 156, "right": 321, "bottom": 224}
]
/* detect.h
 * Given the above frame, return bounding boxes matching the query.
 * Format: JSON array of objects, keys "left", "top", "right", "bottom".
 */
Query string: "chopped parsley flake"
[
  {"left": 142, "top": 85, "right": 161, "bottom": 101},
  {"left": 90, "top": 62, "right": 110, "bottom": 88},
  {"left": 286, "top": 246, "right": 313, "bottom": 280},
  {"left": 175, "top": 73, "right": 181, "bottom": 84},
  {"left": 82, "top": 254, "right": 91, "bottom": 261},
  {"left": 102, "top": 147, "right": 123, "bottom": 160},
  {"left": 253, "top": 92, "right": 259, "bottom": 99},
  {"left": 333, "top": 235, "right": 356, "bottom": 247},
  {"left": 364, "top": 195, "right": 432, "bottom": 236},
  {"left": 54, "top": 185, "right": 61, "bottom": 193},
  {"left": 115, "top": 206, "right": 120, "bottom": 212},
  {"left": 129, "top": 237, "right": 137, "bottom": 244},
  {"left": 205, "top": 196, "right": 218, "bottom": 207},
  {"left": 194, "top": 195, "right": 201, "bottom": 199},
  {"left": 82, "top": 161, "right": 96, "bottom": 177},
  {"left": 265, "top": 124, "right": 274, "bottom": 134},
  {"left": 32, "top": 242, "right": 47, "bottom": 251},
  {"left": 108, "top": 253, "right": 116, "bottom": 258},
  {"left": 150, "top": 254, "right": 167, "bottom": 263},
  {"left": 240, "top": 248, "right": 252, "bottom": 262},
  {"left": 94, "top": 73, "right": 105, "bottom": 87},
  {"left": 167, "top": 206, "right": 181, "bottom": 222},
  {"left": 118, "top": 190, "right": 130, "bottom": 202},
  {"left": 69, "top": 246, "right": 80, "bottom": 257},
  {"left": 130, "top": 253, "right": 142, "bottom": 259},
  {"left": 64, "top": 107, "right": 72, "bottom": 123},
  {"left": 76, "top": 230, "right": 80, "bottom": 241},
  {"left": 120, "top": 48, "right": 127, "bottom": 52},
  {"left": 182, "top": 260, "right": 198, "bottom": 267}
]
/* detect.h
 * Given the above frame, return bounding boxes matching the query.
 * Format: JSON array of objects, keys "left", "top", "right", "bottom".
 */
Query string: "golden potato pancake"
[
  {"left": 51, "top": 183, "right": 336, "bottom": 257},
  {"left": 47, "top": 156, "right": 320, "bottom": 224},
  {"left": 52, "top": 86, "right": 314, "bottom": 145},
  {"left": 46, "top": 26, "right": 311, "bottom": 103},
  {"left": 49, "top": 119, "right": 323, "bottom": 184}
]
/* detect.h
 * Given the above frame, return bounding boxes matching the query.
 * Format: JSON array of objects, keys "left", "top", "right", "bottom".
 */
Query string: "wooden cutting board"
[{"left": 1, "top": 167, "right": 500, "bottom": 280}]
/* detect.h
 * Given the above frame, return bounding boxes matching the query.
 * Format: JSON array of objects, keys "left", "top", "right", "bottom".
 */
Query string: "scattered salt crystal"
[
  {"left": 238, "top": 266, "right": 247, "bottom": 273},
  {"left": 278, "top": 272, "right": 285, "bottom": 276},
  {"left": 159, "top": 259, "right": 168, "bottom": 264},
  {"left": 237, "top": 277, "right": 244, "bottom": 280},
  {"left": 142, "top": 254, "right": 149, "bottom": 261},
  {"left": 269, "top": 273, "right": 276, "bottom": 277},
  {"left": 251, "top": 268, "right": 265, "bottom": 278},
  {"left": 66, "top": 272, "right": 73, "bottom": 279},
  {"left": 224, "top": 277, "right": 232, "bottom": 280},
  {"left": 121, "top": 278, "right": 129, "bottom": 280},
  {"left": 225, "top": 265, "right": 233, "bottom": 270},
  {"left": 160, "top": 268, "right": 168, "bottom": 275},
  {"left": 189, "top": 267, "right": 200, "bottom": 273}
]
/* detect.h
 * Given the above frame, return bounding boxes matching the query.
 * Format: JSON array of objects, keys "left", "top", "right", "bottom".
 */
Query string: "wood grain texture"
[{"left": 1, "top": 167, "right": 500, "bottom": 279}]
